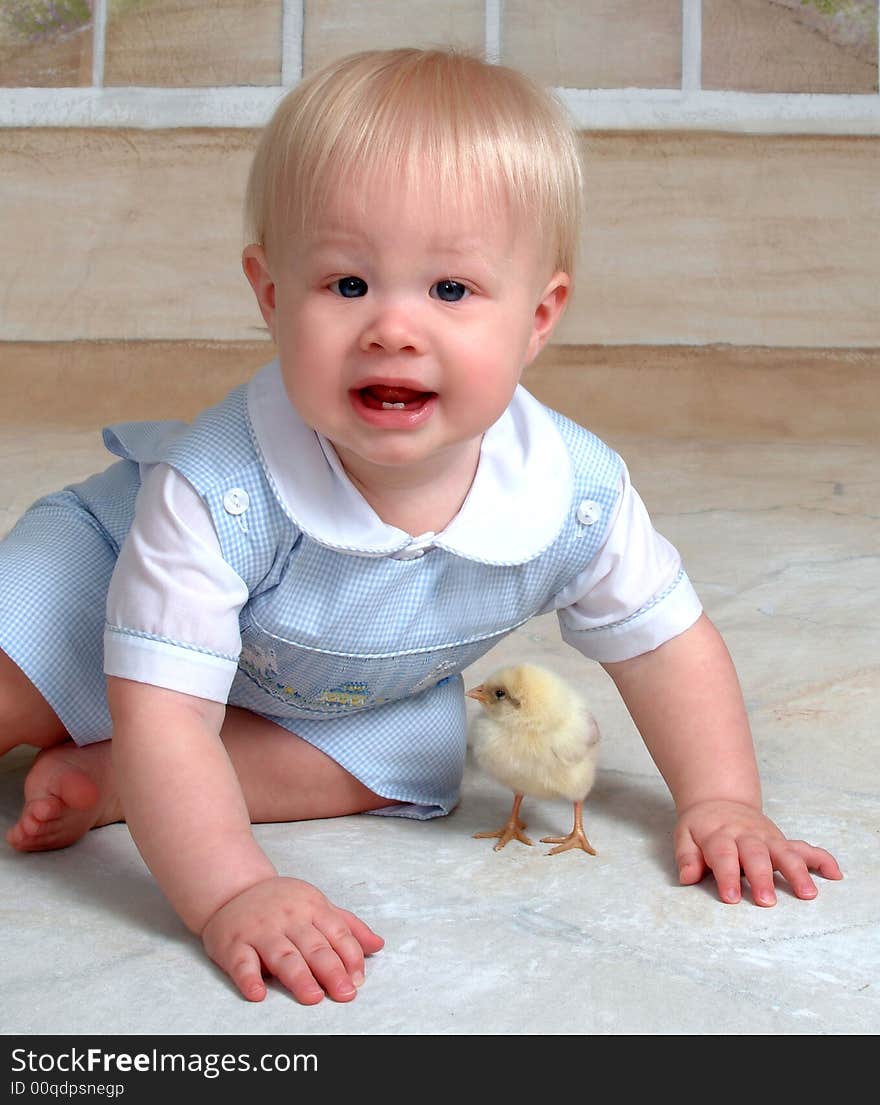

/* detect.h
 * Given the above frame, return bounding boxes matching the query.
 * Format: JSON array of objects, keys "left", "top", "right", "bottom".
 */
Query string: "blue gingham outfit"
[{"left": 0, "top": 368, "right": 688, "bottom": 818}]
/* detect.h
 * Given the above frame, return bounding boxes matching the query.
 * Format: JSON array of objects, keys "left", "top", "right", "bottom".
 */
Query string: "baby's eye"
[
  {"left": 430, "top": 280, "right": 469, "bottom": 303},
  {"left": 330, "top": 276, "right": 368, "bottom": 298},
  {"left": 494, "top": 688, "right": 506, "bottom": 700}
]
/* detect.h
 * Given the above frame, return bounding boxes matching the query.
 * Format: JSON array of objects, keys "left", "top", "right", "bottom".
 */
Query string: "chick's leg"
[
  {"left": 541, "top": 800, "right": 597, "bottom": 856},
  {"left": 474, "top": 792, "right": 533, "bottom": 850}
]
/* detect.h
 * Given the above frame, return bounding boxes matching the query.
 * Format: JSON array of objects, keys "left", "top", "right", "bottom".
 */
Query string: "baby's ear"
[
  {"left": 242, "top": 244, "right": 277, "bottom": 338},
  {"left": 526, "top": 272, "right": 570, "bottom": 364}
]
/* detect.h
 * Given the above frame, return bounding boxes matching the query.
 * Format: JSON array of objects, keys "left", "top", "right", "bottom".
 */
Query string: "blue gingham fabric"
[
  {"left": 0, "top": 491, "right": 119, "bottom": 744},
  {"left": 0, "top": 384, "right": 622, "bottom": 818}
]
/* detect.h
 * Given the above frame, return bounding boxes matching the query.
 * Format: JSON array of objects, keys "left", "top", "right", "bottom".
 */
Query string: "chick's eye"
[
  {"left": 431, "top": 280, "right": 469, "bottom": 303},
  {"left": 494, "top": 688, "right": 506, "bottom": 700},
  {"left": 330, "top": 276, "right": 368, "bottom": 298}
]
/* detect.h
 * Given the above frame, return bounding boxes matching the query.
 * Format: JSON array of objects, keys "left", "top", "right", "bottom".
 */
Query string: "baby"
[{"left": 0, "top": 48, "right": 841, "bottom": 1004}]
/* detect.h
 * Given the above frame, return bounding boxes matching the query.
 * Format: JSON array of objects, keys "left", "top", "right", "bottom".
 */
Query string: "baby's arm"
[
  {"left": 601, "top": 613, "right": 842, "bottom": 905},
  {"left": 107, "top": 676, "right": 382, "bottom": 1001}
]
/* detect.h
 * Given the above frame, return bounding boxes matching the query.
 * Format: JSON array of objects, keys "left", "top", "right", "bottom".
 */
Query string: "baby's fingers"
[
  {"left": 261, "top": 937, "right": 332, "bottom": 1005},
  {"left": 738, "top": 837, "right": 777, "bottom": 906},
  {"left": 790, "top": 840, "right": 843, "bottom": 881},
  {"left": 673, "top": 826, "right": 707, "bottom": 886},
  {"left": 700, "top": 836, "right": 745, "bottom": 904},
  {"left": 338, "top": 908, "right": 385, "bottom": 956},
  {"left": 293, "top": 931, "right": 359, "bottom": 1003},
  {"left": 315, "top": 916, "right": 373, "bottom": 989},
  {"left": 221, "top": 944, "right": 268, "bottom": 1003},
  {"left": 770, "top": 840, "right": 843, "bottom": 900}
]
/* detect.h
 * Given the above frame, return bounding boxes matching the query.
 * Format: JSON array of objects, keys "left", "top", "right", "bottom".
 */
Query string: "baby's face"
[{"left": 243, "top": 179, "right": 568, "bottom": 487}]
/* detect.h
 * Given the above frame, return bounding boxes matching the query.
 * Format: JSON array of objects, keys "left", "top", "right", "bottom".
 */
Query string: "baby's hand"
[
  {"left": 201, "top": 876, "right": 384, "bottom": 1003},
  {"left": 674, "top": 799, "right": 842, "bottom": 906}
]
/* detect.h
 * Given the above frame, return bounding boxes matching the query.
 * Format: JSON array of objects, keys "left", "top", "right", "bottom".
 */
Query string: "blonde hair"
[{"left": 244, "top": 48, "right": 583, "bottom": 277}]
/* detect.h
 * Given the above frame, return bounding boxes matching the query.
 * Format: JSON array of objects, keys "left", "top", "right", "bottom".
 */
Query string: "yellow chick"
[{"left": 467, "top": 663, "right": 600, "bottom": 856}]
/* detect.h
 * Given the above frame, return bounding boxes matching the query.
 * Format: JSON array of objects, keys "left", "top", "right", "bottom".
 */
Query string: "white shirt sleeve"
[
  {"left": 104, "top": 462, "right": 249, "bottom": 701},
  {"left": 554, "top": 464, "right": 703, "bottom": 663}
]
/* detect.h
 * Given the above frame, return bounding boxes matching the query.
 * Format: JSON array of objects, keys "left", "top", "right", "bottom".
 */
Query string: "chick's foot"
[
  {"left": 540, "top": 828, "right": 597, "bottom": 856},
  {"left": 474, "top": 819, "right": 534, "bottom": 850},
  {"left": 540, "top": 801, "right": 597, "bottom": 856},
  {"left": 474, "top": 792, "right": 533, "bottom": 850}
]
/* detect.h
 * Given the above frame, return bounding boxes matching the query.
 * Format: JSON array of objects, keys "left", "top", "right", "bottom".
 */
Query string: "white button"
[
  {"left": 577, "top": 500, "right": 601, "bottom": 526},
  {"left": 223, "top": 488, "right": 249, "bottom": 516},
  {"left": 396, "top": 547, "right": 425, "bottom": 560}
]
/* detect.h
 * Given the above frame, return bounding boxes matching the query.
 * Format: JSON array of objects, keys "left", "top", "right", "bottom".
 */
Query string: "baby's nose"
[{"left": 359, "top": 302, "right": 423, "bottom": 354}]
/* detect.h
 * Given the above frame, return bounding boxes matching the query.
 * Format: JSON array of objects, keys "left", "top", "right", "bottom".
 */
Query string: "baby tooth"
[{"left": 382, "top": 401, "right": 406, "bottom": 409}]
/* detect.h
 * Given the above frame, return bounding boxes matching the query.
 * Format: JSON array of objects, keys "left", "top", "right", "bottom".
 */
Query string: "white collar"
[{"left": 246, "top": 360, "right": 572, "bottom": 565}]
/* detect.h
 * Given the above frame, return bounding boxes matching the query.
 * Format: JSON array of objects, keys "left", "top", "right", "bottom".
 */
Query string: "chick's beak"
[{"left": 466, "top": 684, "right": 491, "bottom": 705}]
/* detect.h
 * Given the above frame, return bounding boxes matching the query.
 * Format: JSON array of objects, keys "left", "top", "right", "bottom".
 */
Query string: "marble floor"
[{"left": 0, "top": 424, "right": 877, "bottom": 1036}]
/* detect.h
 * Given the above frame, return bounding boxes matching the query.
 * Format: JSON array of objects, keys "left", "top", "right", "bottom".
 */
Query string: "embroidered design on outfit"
[
  {"left": 240, "top": 642, "right": 278, "bottom": 678},
  {"left": 317, "top": 681, "right": 371, "bottom": 707},
  {"left": 239, "top": 645, "right": 377, "bottom": 712},
  {"left": 411, "top": 660, "right": 460, "bottom": 694}
]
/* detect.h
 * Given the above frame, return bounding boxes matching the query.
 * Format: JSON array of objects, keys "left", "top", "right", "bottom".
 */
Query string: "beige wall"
[
  {"left": 562, "top": 132, "right": 880, "bottom": 348},
  {"left": 1, "top": 0, "right": 878, "bottom": 353},
  {"left": 1, "top": 127, "right": 877, "bottom": 347},
  {"left": 3, "top": 341, "right": 877, "bottom": 443}
]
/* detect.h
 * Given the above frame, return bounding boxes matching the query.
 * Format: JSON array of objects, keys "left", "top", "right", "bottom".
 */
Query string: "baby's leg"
[
  {"left": 219, "top": 706, "right": 399, "bottom": 823},
  {"left": 7, "top": 699, "right": 396, "bottom": 852},
  {"left": 2, "top": 649, "right": 122, "bottom": 850},
  {"left": 0, "top": 648, "right": 68, "bottom": 756}
]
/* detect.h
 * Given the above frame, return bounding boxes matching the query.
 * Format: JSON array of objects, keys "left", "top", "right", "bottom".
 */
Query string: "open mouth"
[
  {"left": 350, "top": 383, "right": 438, "bottom": 429},
  {"left": 358, "top": 385, "right": 436, "bottom": 411}
]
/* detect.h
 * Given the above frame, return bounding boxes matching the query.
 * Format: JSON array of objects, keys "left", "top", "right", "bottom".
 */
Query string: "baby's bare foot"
[{"left": 6, "top": 740, "right": 122, "bottom": 852}]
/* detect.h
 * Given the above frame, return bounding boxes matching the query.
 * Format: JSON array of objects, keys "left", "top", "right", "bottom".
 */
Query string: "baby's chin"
[{"left": 330, "top": 429, "right": 485, "bottom": 482}]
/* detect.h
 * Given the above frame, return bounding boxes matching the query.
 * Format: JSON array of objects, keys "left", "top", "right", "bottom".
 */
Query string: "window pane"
[
  {"left": 0, "top": 0, "right": 93, "bottom": 86},
  {"left": 104, "top": 0, "right": 282, "bottom": 87},
  {"left": 303, "top": 0, "right": 485, "bottom": 75},
  {"left": 503, "top": 0, "right": 682, "bottom": 89},
  {"left": 703, "top": 0, "right": 878, "bottom": 93}
]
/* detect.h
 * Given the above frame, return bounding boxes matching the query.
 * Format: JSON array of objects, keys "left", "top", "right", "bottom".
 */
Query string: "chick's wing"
[{"left": 548, "top": 709, "right": 600, "bottom": 765}]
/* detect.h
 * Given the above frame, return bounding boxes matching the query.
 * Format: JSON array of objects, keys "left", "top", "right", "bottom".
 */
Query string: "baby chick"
[{"left": 467, "top": 663, "right": 600, "bottom": 856}]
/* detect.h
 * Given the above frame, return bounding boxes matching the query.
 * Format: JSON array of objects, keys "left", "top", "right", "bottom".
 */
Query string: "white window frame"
[{"left": 1, "top": 0, "right": 878, "bottom": 133}]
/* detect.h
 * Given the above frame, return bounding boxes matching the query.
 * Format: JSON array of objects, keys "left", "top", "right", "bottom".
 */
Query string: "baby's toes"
[
  {"left": 7, "top": 796, "right": 64, "bottom": 848},
  {"left": 6, "top": 791, "right": 100, "bottom": 853},
  {"left": 24, "top": 794, "right": 65, "bottom": 834}
]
